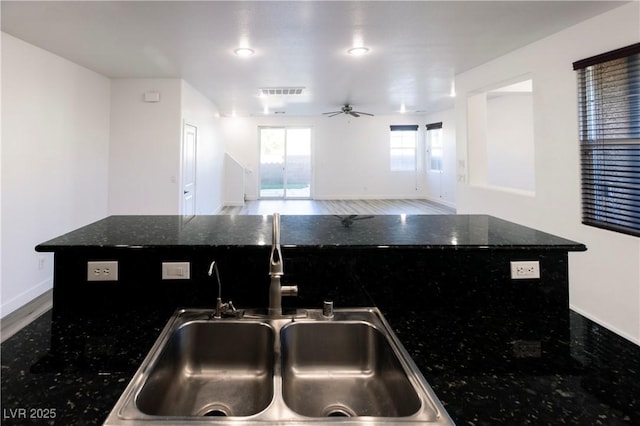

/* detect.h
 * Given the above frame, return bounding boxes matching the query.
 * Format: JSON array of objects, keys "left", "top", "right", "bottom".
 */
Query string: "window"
[
  {"left": 573, "top": 43, "right": 640, "bottom": 237},
  {"left": 390, "top": 125, "right": 418, "bottom": 171},
  {"left": 426, "top": 122, "right": 443, "bottom": 171}
]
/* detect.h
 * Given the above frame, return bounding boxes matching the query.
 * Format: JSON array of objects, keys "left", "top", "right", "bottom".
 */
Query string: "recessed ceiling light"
[
  {"left": 234, "top": 47, "right": 255, "bottom": 57},
  {"left": 347, "top": 46, "right": 370, "bottom": 56}
]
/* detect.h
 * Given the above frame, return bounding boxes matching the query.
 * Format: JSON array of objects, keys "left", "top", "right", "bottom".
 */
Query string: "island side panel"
[
  {"left": 48, "top": 246, "right": 570, "bottom": 374},
  {"left": 361, "top": 249, "right": 571, "bottom": 373}
]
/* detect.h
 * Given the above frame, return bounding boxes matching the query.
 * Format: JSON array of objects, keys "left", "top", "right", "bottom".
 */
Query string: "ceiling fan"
[{"left": 323, "top": 104, "right": 374, "bottom": 118}]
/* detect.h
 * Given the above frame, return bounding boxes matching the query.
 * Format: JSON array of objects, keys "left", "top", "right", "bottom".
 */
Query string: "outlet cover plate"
[
  {"left": 87, "top": 261, "right": 119, "bottom": 281},
  {"left": 162, "top": 262, "right": 190, "bottom": 280},
  {"left": 510, "top": 261, "right": 540, "bottom": 279}
]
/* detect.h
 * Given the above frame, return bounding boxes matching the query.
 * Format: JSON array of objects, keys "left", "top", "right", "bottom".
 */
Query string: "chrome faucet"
[{"left": 268, "top": 213, "right": 298, "bottom": 317}]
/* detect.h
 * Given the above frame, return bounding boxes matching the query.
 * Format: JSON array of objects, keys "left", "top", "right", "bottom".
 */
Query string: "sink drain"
[
  {"left": 323, "top": 405, "right": 356, "bottom": 417},
  {"left": 197, "top": 403, "right": 232, "bottom": 417},
  {"left": 327, "top": 410, "right": 350, "bottom": 417},
  {"left": 203, "top": 409, "right": 227, "bottom": 417}
]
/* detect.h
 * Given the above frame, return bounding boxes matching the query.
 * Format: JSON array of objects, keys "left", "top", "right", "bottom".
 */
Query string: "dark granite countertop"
[
  {"left": 2, "top": 308, "right": 638, "bottom": 425},
  {"left": 36, "top": 214, "right": 586, "bottom": 251},
  {"left": 11, "top": 213, "right": 619, "bottom": 425}
]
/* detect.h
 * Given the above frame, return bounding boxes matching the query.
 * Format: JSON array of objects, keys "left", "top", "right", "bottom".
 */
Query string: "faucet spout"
[
  {"left": 269, "top": 213, "right": 284, "bottom": 277},
  {"left": 208, "top": 260, "right": 223, "bottom": 318},
  {"left": 208, "top": 260, "right": 239, "bottom": 319},
  {"left": 268, "top": 213, "right": 297, "bottom": 317}
]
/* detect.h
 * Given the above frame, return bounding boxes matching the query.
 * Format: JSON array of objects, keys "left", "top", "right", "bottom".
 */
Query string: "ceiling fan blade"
[{"left": 324, "top": 105, "right": 373, "bottom": 117}]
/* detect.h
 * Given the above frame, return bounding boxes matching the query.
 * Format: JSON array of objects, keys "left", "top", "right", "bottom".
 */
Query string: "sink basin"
[
  {"left": 105, "top": 308, "right": 454, "bottom": 425},
  {"left": 136, "top": 321, "right": 274, "bottom": 417},
  {"left": 281, "top": 321, "right": 421, "bottom": 417}
]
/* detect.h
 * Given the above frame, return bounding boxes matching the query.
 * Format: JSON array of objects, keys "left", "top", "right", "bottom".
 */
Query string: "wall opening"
[{"left": 467, "top": 78, "right": 535, "bottom": 194}]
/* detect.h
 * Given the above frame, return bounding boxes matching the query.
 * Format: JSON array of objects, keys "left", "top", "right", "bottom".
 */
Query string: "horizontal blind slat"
[{"left": 576, "top": 47, "right": 640, "bottom": 237}]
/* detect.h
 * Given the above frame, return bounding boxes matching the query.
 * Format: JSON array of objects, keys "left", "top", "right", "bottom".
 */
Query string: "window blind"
[
  {"left": 426, "top": 122, "right": 443, "bottom": 130},
  {"left": 573, "top": 43, "right": 640, "bottom": 237},
  {"left": 390, "top": 125, "right": 419, "bottom": 132}
]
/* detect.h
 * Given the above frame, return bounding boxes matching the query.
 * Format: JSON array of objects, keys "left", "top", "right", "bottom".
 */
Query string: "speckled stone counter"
[
  {"left": 36, "top": 214, "right": 585, "bottom": 250},
  {"left": 2, "top": 308, "right": 639, "bottom": 425},
  {"left": 32, "top": 214, "right": 586, "bottom": 372},
  {"left": 8, "top": 213, "right": 630, "bottom": 425}
]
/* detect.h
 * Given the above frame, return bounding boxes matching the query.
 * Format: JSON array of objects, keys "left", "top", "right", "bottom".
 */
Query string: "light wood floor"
[
  {"left": 219, "top": 199, "right": 455, "bottom": 215},
  {"left": 1, "top": 289, "right": 52, "bottom": 343}
]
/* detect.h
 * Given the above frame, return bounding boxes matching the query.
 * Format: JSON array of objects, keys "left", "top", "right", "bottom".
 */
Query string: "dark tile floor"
[{"left": 391, "top": 311, "right": 640, "bottom": 425}]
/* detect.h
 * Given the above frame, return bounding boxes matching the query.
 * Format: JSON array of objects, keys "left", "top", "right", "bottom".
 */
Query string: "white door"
[{"left": 182, "top": 123, "right": 197, "bottom": 219}]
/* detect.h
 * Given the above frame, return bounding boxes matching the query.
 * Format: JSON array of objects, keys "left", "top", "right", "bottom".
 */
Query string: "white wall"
[
  {"left": 486, "top": 93, "right": 535, "bottom": 192},
  {"left": 1, "top": 48, "right": 223, "bottom": 316},
  {"left": 109, "top": 79, "right": 182, "bottom": 214},
  {"left": 109, "top": 79, "right": 224, "bottom": 215},
  {"left": 1, "top": 33, "right": 111, "bottom": 317},
  {"left": 467, "top": 84, "right": 535, "bottom": 194},
  {"left": 223, "top": 154, "right": 246, "bottom": 206},
  {"left": 181, "top": 81, "right": 225, "bottom": 214},
  {"left": 454, "top": 2, "right": 640, "bottom": 344},
  {"left": 222, "top": 114, "right": 442, "bottom": 201},
  {"left": 1, "top": 30, "right": 3, "bottom": 319}
]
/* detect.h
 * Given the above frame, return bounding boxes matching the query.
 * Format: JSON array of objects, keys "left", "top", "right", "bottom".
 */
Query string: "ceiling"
[{"left": 1, "top": 1, "right": 627, "bottom": 117}]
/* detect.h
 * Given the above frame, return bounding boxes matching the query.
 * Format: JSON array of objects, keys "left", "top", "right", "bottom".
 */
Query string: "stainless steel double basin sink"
[{"left": 105, "top": 308, "right": 454, "bottom": 425}]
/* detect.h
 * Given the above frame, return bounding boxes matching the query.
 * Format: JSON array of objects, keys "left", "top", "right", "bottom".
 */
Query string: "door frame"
[{"left": 257, "top": 126, "right": 313, "bottom": 200}]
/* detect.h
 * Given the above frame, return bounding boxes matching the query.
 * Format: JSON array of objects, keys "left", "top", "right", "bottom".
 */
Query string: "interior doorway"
[
  {"left": 181, "top": 122, "right": 197, "bottom": 220},
  {"left": 259, "top": 127, "right": 312, "bottom": 199}
]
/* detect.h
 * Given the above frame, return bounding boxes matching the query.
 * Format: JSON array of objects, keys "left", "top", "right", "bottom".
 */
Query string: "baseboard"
[
  {"left": 422, "top": 195, "right": 457, "bottom": 210},
  {"left": 223, "top": 201, "right": 245, "bottom": 207},
  {"left": 570, "top": 304, "right": 640, "bottom": 347},
  {"left": 1, "top": 278, "right": 52, "bottom": 318},
  {"left": 1, "top": 287, "right": 53, "bottom": 343}
]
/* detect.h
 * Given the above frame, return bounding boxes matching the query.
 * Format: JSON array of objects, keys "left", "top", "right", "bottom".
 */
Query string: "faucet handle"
[{"left": 281, "top": 285, "right": 298, "bottom": 297}]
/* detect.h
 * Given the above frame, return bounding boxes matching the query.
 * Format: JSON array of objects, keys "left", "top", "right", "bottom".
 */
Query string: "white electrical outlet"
[
  {"left": 162, "top": 262, "right": 190, "bottom": 280},
  {"left": 87, "top": 261, "right": 119, "bottom": 281},
  {"left": 510, "top": 261, "right": 540, "bottom": 279}
]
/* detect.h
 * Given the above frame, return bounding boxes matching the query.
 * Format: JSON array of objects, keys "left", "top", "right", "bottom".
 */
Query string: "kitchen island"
[{"left": 2, "top": 214, "right": 639, "bottom": 424}]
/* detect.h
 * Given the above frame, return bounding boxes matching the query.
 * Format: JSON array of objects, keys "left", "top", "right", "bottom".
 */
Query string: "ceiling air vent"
[{"left": 260, "top": 87, "right": 305, "bottom": 96}]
